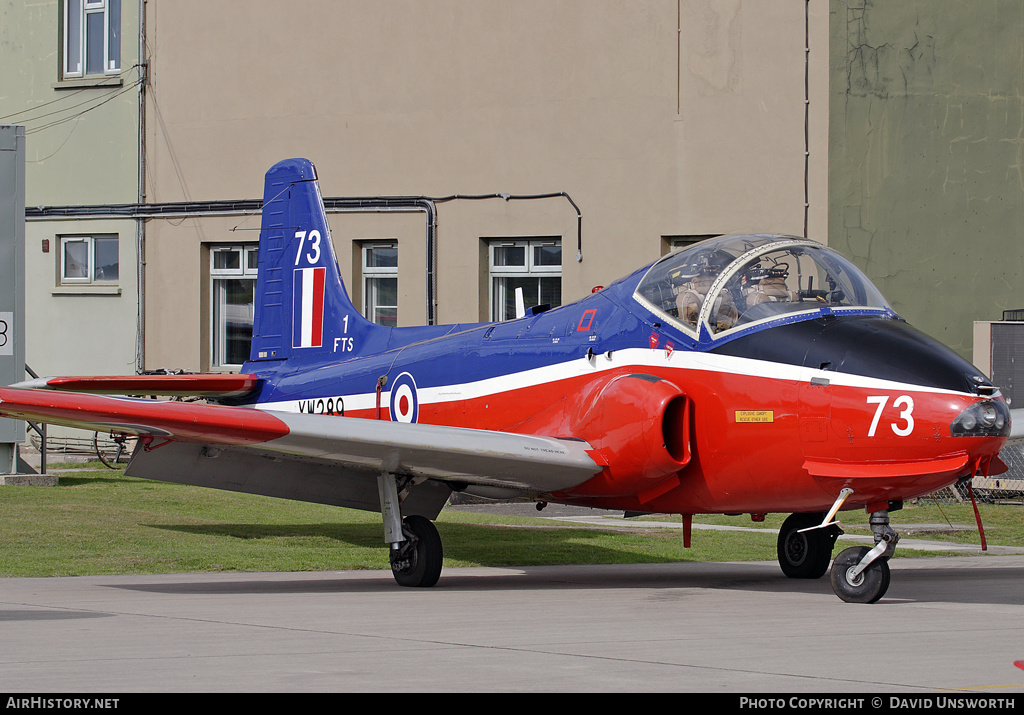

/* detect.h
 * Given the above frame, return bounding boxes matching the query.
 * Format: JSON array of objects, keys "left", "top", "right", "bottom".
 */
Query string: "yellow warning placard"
[{"left": 735, "top": 410, "right": 774, "bottom": 423}]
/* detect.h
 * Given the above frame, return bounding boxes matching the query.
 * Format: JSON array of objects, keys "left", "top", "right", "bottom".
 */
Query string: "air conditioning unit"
[
  {"left": 974, "top": 313, "right": 1024, "bottom": 407},
  {"left": 974, "top": 316, "right": 1024, "bottom": 497}
]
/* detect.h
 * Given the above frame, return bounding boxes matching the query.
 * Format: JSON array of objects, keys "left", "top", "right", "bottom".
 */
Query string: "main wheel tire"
[
  {"left": 777, "top": 512, "right": 838, "bottom": 579},
  {"left": 390, "top": 515, "right": 443, "bottom": 588},
  {"left": 830, "top": 546, "right": 891, "bottom": 603}
]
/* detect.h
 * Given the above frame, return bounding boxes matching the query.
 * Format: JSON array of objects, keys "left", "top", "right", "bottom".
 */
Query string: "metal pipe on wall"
[{"left": 27, "top": 191, "right": 583, "bottom": 328}]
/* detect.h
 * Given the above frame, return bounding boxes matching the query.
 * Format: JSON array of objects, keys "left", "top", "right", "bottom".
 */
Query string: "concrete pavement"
[{"left": 2, "top": 556, "right": 1023, "bottom": 693}]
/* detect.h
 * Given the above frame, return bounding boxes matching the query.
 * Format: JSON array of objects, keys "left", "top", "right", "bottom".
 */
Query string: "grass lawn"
[{"left": 0, "top": 462, "right": 1019, "bottom": 577}]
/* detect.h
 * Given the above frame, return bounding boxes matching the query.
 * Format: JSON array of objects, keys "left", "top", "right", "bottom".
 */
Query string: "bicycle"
[{"left": 93, "top": 432, "right": 137, "bottom": 470}]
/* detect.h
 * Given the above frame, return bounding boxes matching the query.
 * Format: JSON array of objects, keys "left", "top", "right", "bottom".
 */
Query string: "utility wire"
[
  {"left": 18, "top": 83, "right": 131, "bottom": 127},
  {"left": 2, "top": 65, "right": 144, "bottom": 130},
  {"left": 27, "top": 119, "right": 81, "bottom": 164},
  {"left": 24, "top": 79, "right": 142, "bottom": 135},
  {"left": 1, "top": 64, "right": 143, "bottom": 123},
  {"left": 0, "top": 87, "right": 92, "bottom": 122}
]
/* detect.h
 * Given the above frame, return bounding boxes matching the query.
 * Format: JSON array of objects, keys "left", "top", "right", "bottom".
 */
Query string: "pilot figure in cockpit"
[{"left": 674, "top": 250, "right": 738, "bottom": 331}]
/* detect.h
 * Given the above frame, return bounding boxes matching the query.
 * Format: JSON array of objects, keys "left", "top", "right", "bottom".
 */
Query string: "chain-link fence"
[{"left": 925, "top": 444, "right": 1024, "bottom": 505}]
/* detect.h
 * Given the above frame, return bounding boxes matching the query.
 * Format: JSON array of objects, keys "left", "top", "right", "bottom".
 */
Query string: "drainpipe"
[
  {"left": 136, "top": 0, "right": 148, "bottom": 369},
  {"left": 434, "top": 192, "right": 583, "bottom": 263},
  {"left": 27, "top": 191, "right": 581, "bottom": 329},
  {"left": 803, "top": 0, "right": 810, "bottom": 239},
  {"left": 321, "top": 198, "right": 438, "bottom": 326}
]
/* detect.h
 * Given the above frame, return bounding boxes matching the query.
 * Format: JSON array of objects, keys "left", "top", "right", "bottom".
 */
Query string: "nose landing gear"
[
  {"left": 829, "top": 507, "right": 899, "bottom": 603},
  {"left": 779, "top": 495, "right": 901, "bottom": 603}
]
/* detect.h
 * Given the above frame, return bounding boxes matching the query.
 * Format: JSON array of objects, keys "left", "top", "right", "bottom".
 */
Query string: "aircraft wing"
[
  {"left": 0, "top": 387, "right": 601, "bottom": 517},
  {"left": 10, "top": 373, "right": 260, "bottom": 398}
]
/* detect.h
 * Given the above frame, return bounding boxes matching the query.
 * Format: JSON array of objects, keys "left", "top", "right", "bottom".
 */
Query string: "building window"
[
  {"left": 663, "top": 234, "right": 720, "bottom": 255},
  {"left": 489, "top": 238, "right": 561, "bottom": 321},
  {"left": 60, "top": 235, "right": 118, "bottom": 284},
  {"left": 63, "top": 0, "right": 121, "bottom": 79},
  {"left": 362, "top": 242, "right": 398, "bottom": 327},
  {"left": 210, "top": 244, "right": 258, "bottom": 368}
]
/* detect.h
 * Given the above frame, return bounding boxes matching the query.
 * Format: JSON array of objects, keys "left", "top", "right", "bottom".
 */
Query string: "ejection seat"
[
  {"left": 744, "top": 267, "right": 800, "bottom": 309},
  {"left": 675, "top": 271, "right": 738, "bottom": 332}
]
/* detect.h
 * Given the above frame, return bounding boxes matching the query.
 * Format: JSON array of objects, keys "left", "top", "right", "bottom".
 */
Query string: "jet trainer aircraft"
[{"left": 1, "top": 158, "right": 1016, "bottom": 603}]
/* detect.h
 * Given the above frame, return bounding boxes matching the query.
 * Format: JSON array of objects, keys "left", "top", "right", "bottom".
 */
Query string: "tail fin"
[{"left": 248, "top": 158, "right": 385, "bottom": 365}]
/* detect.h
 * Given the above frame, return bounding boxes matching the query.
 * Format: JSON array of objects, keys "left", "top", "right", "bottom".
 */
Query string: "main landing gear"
[
  {"left": 777, "top": 501, "right": 900, "bottom": 604},
  {"left": 389, "top": 514, "right": 443, "bottom": 587},
  {"left": 776, "top": 512, "right": 842, "bottom": 579},
  {"left": 378, "top": 472, "right": 444, "bottom": 588}
]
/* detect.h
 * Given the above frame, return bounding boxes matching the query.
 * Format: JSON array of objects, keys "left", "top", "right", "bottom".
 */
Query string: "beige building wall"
[{"left": 142, "top": 0, "right": 829, "bottom": 370}]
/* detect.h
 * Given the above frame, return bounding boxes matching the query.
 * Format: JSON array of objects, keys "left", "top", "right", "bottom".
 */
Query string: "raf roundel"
[{"left": 389, "top": 372, "right": 419, "bottom": 423}]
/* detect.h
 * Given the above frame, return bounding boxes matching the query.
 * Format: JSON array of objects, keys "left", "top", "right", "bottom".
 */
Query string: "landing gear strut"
[
  {"left": 777, "top": 512, "right": 841, "bottom": 579},
  {"left": 829, "top": 507, "right": 898, "bottom": 603},
  {"left": 378, "top": 472, "right": 444, "bottom": 588}
]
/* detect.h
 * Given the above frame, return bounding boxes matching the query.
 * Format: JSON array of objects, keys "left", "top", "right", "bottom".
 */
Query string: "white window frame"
[
  {"left": 665, "top": 234, "right": 719, "bottom": 255},
  {"left": 210, "top": 244, "right": 259, "bottom": 369},
  {"left": 362, "top": 241, "right": 398, "bottom": 327},
  {"left": 489, "top": 238, "right": 561, "bottom": 322},
  {"left": 63, "top": 0, "right": 121, "bottom": 79},
  {"left": 59, "top": 234, "right": 119, "bottom": 285}
]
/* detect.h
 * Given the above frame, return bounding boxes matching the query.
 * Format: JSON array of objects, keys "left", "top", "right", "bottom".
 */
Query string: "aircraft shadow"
[
  {"left": 882, "top": 564, "right": 1024, "bottom": 606},
  {"left": 0, "top": 609, "right": 112, "bottom": 622},
  {"left": 149, "top": 521, "right": 384, "bottom": 547},
  {"left": 104, "top": 561, "right": 1024, "bottom": 607},
  {"left": 148, "top": 519, "right": 766, "bottom": 570},
  {"left": 147, "top": 520, "right": 721, "bottom": 571},
  {"left": 57, "top": 474, "right": 135, "bottom": 487},
  {"left": 123, "top": 521, "right": 1024, "bottom": 606}
]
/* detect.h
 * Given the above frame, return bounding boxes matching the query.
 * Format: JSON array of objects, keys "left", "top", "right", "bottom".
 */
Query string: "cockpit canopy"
[{"left": 634, "top": 235, "right": 891, "bottom": 339}]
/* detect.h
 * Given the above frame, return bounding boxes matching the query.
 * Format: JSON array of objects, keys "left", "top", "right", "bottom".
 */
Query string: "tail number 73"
[
  {"left": 866, "top": 395, "right": 915, "bottom": 437},
  {"left": 294, "top": 230, "right": 322, "bottom": 265}
]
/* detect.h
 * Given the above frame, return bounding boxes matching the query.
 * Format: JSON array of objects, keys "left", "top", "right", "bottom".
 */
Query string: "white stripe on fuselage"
[
  {"left": 255, "top": 347, "right": 975, "bottom": 415},
  {"left": 300, "top": 268, "right": 315, "bottom": 348}
]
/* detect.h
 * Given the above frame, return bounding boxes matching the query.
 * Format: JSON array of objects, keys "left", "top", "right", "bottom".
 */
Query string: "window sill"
[
  {"left": 52, "top": 286, "right": 122, "bottom": 296},
  {"left": 52, "top": 76, "right": 124, "bottom": 90}
]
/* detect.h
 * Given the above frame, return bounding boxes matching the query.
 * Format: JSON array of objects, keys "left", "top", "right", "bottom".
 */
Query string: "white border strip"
[{"left": 257, "top": 348, "right": 974, "bottom": 415}]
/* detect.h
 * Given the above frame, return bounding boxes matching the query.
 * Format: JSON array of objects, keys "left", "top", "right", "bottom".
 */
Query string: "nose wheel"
[
  {"left": 829, "top": 507, "right": 899, "bottom": 603},
  {"left": 830, "top": 546, "right": 891, "bottom": 603}
]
